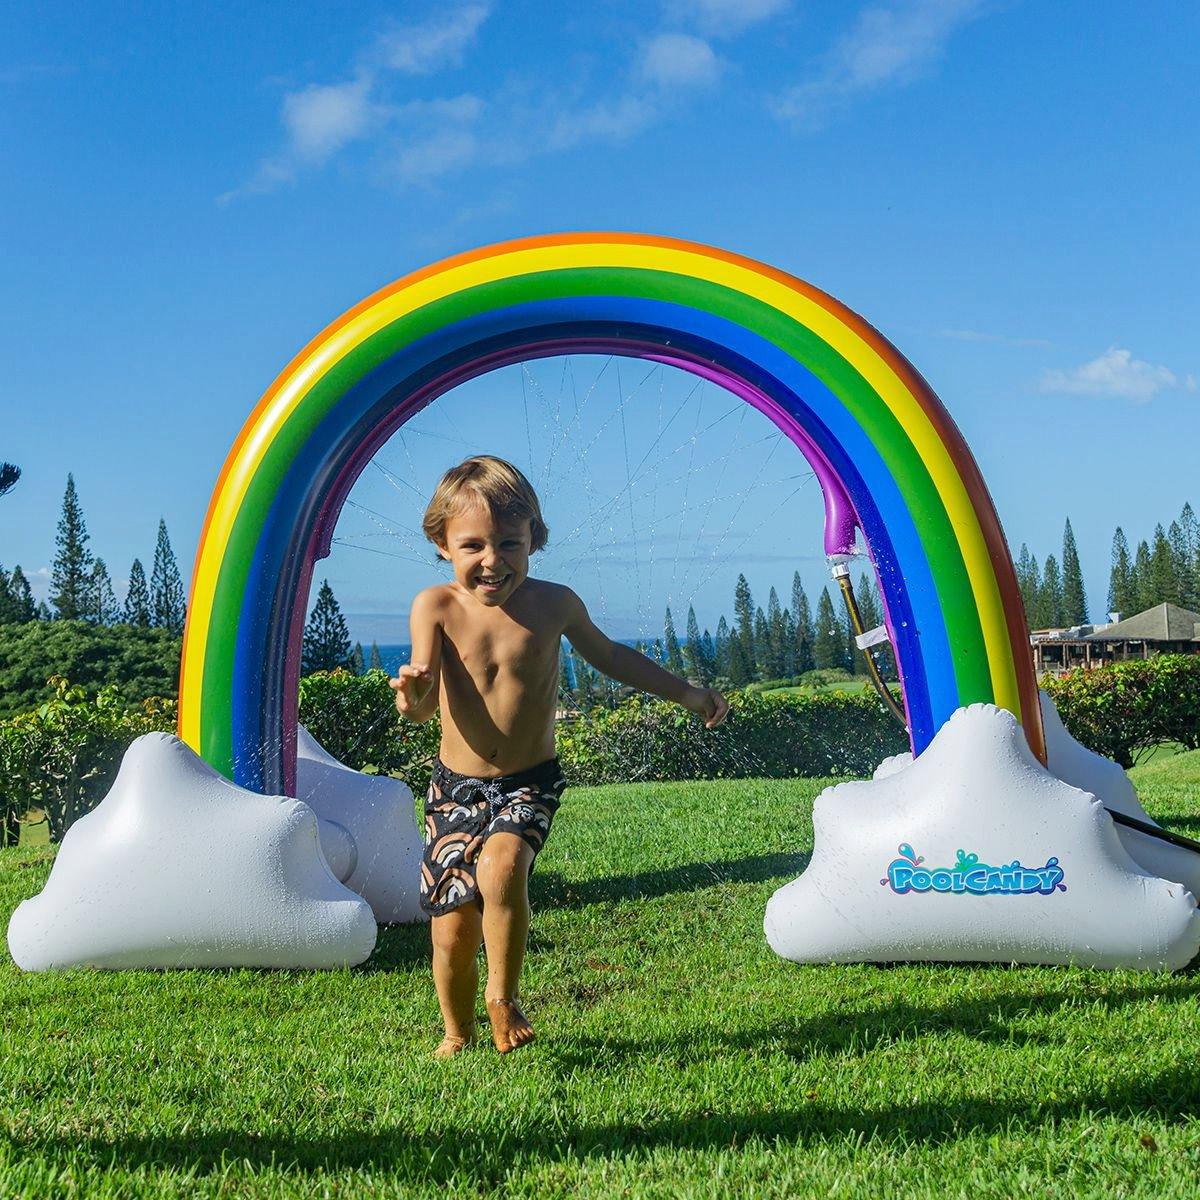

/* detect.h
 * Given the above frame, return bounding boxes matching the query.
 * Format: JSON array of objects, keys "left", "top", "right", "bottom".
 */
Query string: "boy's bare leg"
[
  {"left": 430, "top": 905, "right": 483, "bottom": 1058},
  {"left": 476, "top": 832, "right": 537, "bottom": 1052}
]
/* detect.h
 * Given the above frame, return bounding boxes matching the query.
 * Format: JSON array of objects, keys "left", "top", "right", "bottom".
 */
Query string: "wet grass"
[{"left": 2, "top": 760, "right": 1199, "bottom": 1198}]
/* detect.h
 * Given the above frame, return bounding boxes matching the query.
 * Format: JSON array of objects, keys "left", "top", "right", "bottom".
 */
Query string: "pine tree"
[
  {"left": 1146, "top": 524, "right": 1178, "bottom": 607},
  {"left": 1168, "top": 519, "right": 1189, "bottom": 607},
  {"left": 733, "top": 574, "right": 755, "bottom": 677},
  {"left": 87, "top": 558, "right": 120, "bottom": 624},
  {"left": 150, "top": 519, "right": 186, "bottom": 633},
  {"left": 753, "top": 607, "right": 769, "bottom": 679},
  {"left": 1016, "top": 544, "right": 1040, "bottom": 628},
  {"left": 714, "top": 616, "right": 731, "bottom": 679},
  {"left": 765, "top": 587, "right": 786, "bottom": 678},
  {"left": 350, "top": 641, "right": 365, "bottom": 675},
  {"left": 1178, "top": 502, "right": 1200, "bottom": 611},
  {"left": 302, "top": 579, "right": 352, "bottom": 673},
  {"left": 1132, "top": 539, "right": 1153, "bottom": 612},
  {"left": 1, "top": 566, "right": 36, "bottom": 622},
  {"left": 813, "top": 587, "right": 846, "bottom": 671},
  {"left": 682, "top": 605, "right": 710, "bottom": 684},
  {"left": 1040, "top": 554, "right": 1063, "bottom": 628},
  {"left": 663, "top": 606, "right": 685, "bottom": 675},
  {"left": 727, "top": 632, "right": 753, "bottom": 685},
  {"left": 0, "top": 567, "right": 14, "bottom": 624},
  {"left": 50, "top": 473, "right": 93, "bottom": 620},
  {"left": 781, "top": 608, "right": 797, "bottom": 676},
  {"left": 123, "top": 558, "right": 151, "bottom": 625},
  {"left": 1107, "top": 528, "right": 1135, "bottom": 618},
  {"left": 701, "top": 629, "right": 716, "bottom": 678},
  {"left": 0, "top": 462, "right": 19, "bottom": 499},
  {"left": 1060, "top": 518, "right": 1088, "bottom": 625},
  {"left": 792, "top": 572, "right": 814, "bottom": 673},
  {"left": 369, "top": 641, "right": 383, "bottom": 671}
]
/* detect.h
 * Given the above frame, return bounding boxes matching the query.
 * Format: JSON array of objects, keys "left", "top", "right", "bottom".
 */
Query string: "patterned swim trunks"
[{"left": 419, "top": 757, "right": 567, "bottom": 917}]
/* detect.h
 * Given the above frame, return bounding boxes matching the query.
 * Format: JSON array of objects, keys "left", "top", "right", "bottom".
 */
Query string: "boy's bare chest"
[{"left": 442, "top": 617, "right": 559, "bottom": 687}]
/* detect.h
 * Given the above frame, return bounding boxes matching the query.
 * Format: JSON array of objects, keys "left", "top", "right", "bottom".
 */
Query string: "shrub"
[
  {"left": 556, "top": 689, "right": 908, "bottom": 786},
  {"left": 0, "top": 620, "right": 181, "bottom": 718},
  {"left": 298, "top": 668, "right": 440, "bottom": 794},
  {"left": 0, "top": 677, "right": 175, "bottom": 843},
  {"left": 1043, "top": 655, "right": 1200, "bottom": 767}
]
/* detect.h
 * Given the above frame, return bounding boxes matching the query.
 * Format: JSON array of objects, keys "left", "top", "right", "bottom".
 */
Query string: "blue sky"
[{"left": 3, "top": 1, "right": 1198, "bottom": 643}]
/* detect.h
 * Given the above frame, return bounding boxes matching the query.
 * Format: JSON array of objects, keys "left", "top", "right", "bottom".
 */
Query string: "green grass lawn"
[{"left": 3, "top": 757, "right": 1200, "bottom": 1198}]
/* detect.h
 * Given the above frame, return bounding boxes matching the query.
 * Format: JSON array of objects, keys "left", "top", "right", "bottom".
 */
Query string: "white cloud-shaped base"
[
  {"left": 295, "top": 726, "right": 426, "bottom": 925},
  {"left": 7, "top": 734, "right": 377, "bottom": 971},
  {"left": 765, "top": 704, "right": 1200, "bottom": 971}
]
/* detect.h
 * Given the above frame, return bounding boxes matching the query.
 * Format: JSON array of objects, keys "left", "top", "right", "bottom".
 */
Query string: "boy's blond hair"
[{"left": 423, "top": 456, "right": 549, "bottom": 552}]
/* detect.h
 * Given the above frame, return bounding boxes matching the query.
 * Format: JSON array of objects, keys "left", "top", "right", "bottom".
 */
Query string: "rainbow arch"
[{"left": 180, "top": 232, "right": 1043, "bottom": 796}]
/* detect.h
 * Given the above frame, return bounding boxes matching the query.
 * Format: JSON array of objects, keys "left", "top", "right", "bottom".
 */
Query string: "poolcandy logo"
[{"left": 881, "top": 844, "right": 1067, "bottom": 897}]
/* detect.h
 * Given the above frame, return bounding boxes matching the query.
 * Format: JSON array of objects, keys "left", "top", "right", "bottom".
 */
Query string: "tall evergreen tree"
[
  {"left": 350, "top": 641, "right": 365, "bottom": 675},
  {"left": 1132, "top": 539, "right": 1153, "bottom": 612},
  {"left": 50, "top": 473, "right": 93, "bottom": 620},
  {"left": 733, "top": 574, "right": 755, "bottom": 675},
  {"left": 1039, "top": 554, "right": 1063, "bottom": 628},
  {"left": 0, "top": 462, "right": 19, "bottom": 499},
  {"left": 682, "top": 605, "right": 710, "bottom": 684},
  {"left": 87, "top": 558, "right": 120, "bottom": 625},
  {"left": 302, "top": 579, "right": 352, "bottom": 673},
  {"left": 150, "top": 519, "right": 186, "bottom": 633},
  {"left": 0, "top": 565, "right": 36, "bottom": 623},
  {"left": 663, "top": 606, "right": 685, "bottom": 675},
  {"left": 1107, "top": 527, "right": 1135, "bottom": 617},
  {"left": 123, "top": 558, "right": 151, "bottom": 625},
  {"left": 813, "top": 587, "right": 846, "bottom": 671},
  {"left": 701, "top": 628, "right": 716, "bottom": 678},
  {"left": 753, "top": 607, "right": 770, "bottom": 679},
  {"left": 1015, "top": 543, "right": 1040, "bottom": 628},
  {"left": 1168, "top": 519, "right": 1189, "bottom": 606},
  {"left": 369, "top": 641, "right": 383, "bottom": 671},
  {"left": 1146, "top": 524, "right": 1178, "bottom": 607},
  {"left": 1060, "top": 518, "right": 1088, "bottom": 625},
  {"left": 714, "top": 615, "right": 731, "bottom": 679},
  {"left": 780, "top": 609, "right": 797, "bottom": 675},
  {"left": 791, "top": 571, "right": 815, "bottom": 673},
  {"left": 1178, "top": 502, "right": 1200, "bottom": 611},
  {"left": 765, "top": 587, "right": 787, "bottom": 678}
]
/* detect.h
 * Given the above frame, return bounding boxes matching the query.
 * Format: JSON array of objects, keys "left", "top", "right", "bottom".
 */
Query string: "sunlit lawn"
[{"left": 2, "top": 756, "right": 1199, "bottom": 1198}]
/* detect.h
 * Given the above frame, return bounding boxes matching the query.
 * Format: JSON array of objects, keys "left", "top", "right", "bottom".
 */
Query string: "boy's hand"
[
  {"left": 683, "top": 686, "right": 729, "bottom": 729},
  {"left": 390, "top": 664, "right": 434, "bottom": 714}
]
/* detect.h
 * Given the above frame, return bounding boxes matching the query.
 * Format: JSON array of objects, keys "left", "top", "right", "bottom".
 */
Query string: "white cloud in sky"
[
  {"left": 282, "top": 77, "right": 377, "bottom": 163},
  {"left": 1039, "top": 347, "right": 1193, "bottom": 404},
  {"left": 374, "top": 3, "right": 492, "bottom": 75},
  {"left": 668, "top": 0, "right": 792, "bottom": 38},
  {"left": 639, "top": 33, "right": 723, "bottom": 89},
  {"left": 772, "top": 0, "right": 988, "bottom": 128}
]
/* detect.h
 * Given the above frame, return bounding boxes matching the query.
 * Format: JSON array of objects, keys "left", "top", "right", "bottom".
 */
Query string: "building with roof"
[{"left": 1030, "top": 602, "right": 1200, "bottom": 676}]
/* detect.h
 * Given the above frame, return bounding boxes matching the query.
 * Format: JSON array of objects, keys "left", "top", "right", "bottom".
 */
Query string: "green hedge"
[
  {"left": 0, "top": 620, "right": 181, "bottom": 718},
  {"left": 557, "top": 689, "right": 907, "bottom": 785},
  {"left": 1042, "top": 654, "right": 1200, "bottom": 768}
]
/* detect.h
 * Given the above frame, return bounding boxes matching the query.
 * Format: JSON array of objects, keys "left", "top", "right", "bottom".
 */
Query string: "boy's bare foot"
[
  {"left": 433, "top": 1029, "right": 476, "bottom": 1059},
  {"left": 487, "top": 997, "right": 535, "bottom": 1053}
]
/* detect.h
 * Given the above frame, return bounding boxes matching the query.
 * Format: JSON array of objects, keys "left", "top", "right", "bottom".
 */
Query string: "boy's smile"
[{"left": 438, "top": 500, "right": 532, "bottom": 606}]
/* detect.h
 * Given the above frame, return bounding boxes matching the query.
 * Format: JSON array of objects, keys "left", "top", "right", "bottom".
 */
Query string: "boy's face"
[{"left": 438, "top": 500, "right": 532, "bottom": 607}]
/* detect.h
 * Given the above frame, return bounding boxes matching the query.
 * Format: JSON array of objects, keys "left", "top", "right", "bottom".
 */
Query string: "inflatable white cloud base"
[
  {"left": 764, "top": 704, "right": 1200, "bottom": 971},
  {"left": 295, "top": 726, "right": 426, "bottom": 925},
  {"left": 7, "top": 733, "right": 377, "bottom": 971}
]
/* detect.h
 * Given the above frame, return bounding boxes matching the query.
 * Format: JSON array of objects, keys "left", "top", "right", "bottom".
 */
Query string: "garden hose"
[{"left": 832, "top": 564, "right": 907, "bottom": 727}]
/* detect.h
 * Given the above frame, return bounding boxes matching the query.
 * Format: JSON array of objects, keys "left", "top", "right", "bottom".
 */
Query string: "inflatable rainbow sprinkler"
[{"left": 180, "top": 233, "right": 1043, "bottom": 796}]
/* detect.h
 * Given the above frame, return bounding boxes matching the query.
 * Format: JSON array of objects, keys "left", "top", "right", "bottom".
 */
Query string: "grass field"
[{"left": 3, "top": 756, "right": 1200, "bottom": 1198}]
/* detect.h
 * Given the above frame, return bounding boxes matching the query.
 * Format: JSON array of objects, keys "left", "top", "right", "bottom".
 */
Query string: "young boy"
[{"left": 391, "top": 455, "right": 728, "bottom": 1058}]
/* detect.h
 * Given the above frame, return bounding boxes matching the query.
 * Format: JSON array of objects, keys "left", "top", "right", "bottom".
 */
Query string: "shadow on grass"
[
  {"left": 15, "top": 1049, "right": 1200, "bottom": 1182},
  {"left": 530, "top": 852, "right": 809, "bottom": 910}
]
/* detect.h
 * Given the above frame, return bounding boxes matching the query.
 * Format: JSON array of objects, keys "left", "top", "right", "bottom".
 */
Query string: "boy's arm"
[
  {"left": 562, "top": 589, "right": 729, "bottom": 728},
  {"left": 390, "top": 589, "right": 443, "bottom": 723}
]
